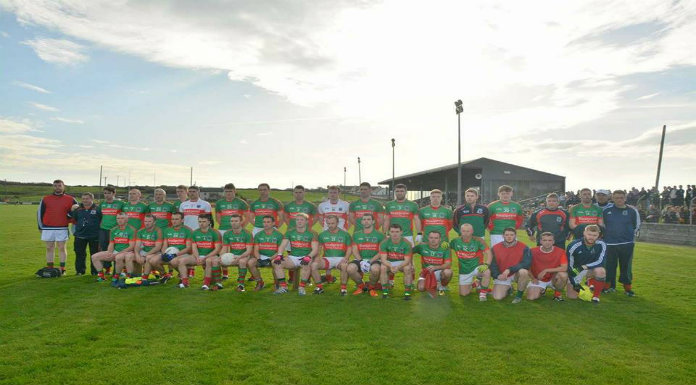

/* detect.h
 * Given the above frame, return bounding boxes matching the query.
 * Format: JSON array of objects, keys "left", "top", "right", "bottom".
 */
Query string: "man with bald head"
[{"left": 449, "top": 223, "right": 492, "bottom": 301}]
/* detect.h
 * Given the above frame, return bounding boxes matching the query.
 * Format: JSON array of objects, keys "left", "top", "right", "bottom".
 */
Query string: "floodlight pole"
[
  {"left": 391, "top": 139, "right": 395, "bottom": 199},
  {"left": 357, "top": 157, "right": 362, "bottom": 185},
  {"left": 455, "top": 100, "right": 464, "bottom": 206},
  {"left": 344, "top": 167, "right": 347, "bottom": 187},
  {"left": 654, "top": 125, "right": 666, "bottom": 208},
  {"left": 99, "top": 165, "right": 103, "bottom": 187}
]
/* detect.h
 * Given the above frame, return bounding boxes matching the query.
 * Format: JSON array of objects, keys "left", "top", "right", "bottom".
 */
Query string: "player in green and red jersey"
[
  {"left": 148, "top": 188, "right": 176, "bottom": 230},
  {"left": 122, "top": 188, "right": 149, "bottom": 229},
  {"left": 130, "top": 214, "right": 162, "bottom": 279},
  {"left": 413, "top": 230, "right": 452, "bottom": 297},
  {"left": 189, "top": 215, "right": 222, "bottom": 291},
  {"left": 378, "top": 223, "right": 414, "bottom": 299},
  {"left": 350, "top": 214, "right": 386, "bottom": 296},
  {"left": 172, "top": 185, "right": 188, "bottom": 212},
  {"left": 91, "top": 212, "right": 136, "bottom": 285},
  {"left": 349, "top": 182, "right": 385, "bottom": 232},
  {"left": 249, "top": 183, "right": 284, "bottom": 236},
  {"left": 248, "top": 215, "right": 284, "bottom": 291},
  {"left": 273, "top": 213, "right": 319, "bottom": 295},
  {"left": 384, "top": 183, "right": 421, "bottom": 245},
  {"left": 215, "top": 183, "right": 249, "bottom": 233},
  {"left": 98, "top": 185, "right": 125, "bottom": 253},
  {"left": 284, "top": 185, "right": 318, "bottom": 230},
  {"left": 569, "top": 188, "right": 604, "bottom": 239},
  {"left": 215, "top": 214, "right": 253, "bottom": 291},
  {"left": 449, "top": 223, "right": 492, "bottom": 301},
  {"left": 215, "top": 183, "right": 250, "bottom": 280},
  {"left": 487, "top": 185, "right": 524, "bottom": 247},
  {"left": 162, "top": 212, "right": 193, "bottom": 286},
  {"left": 312, "top": 215, "right": 352, "bottom": 295},
  {"left": 418, "top": 189, "right": 453, "bottom": 243}
]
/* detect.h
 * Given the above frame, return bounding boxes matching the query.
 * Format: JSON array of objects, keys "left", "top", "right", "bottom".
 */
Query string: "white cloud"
[
  {"left": 14, "top": 81, "right": 50, "bottom": 93},
  {"left": 637, "top": 92, "right": 660, "bottom": 100},
  {"left": 0, "top": 117, "right": 39, "bottom": 133},
  {"left": 256, "top": 132, "right": 272, "bottom": 136},
  {"left": 22, "top": 38, "right": 88, "bottom": 65},
  {"left": 239, "top": 139, "right": 248, "bottom": 144},
  {"left": 0, "top": 31, "right": 9, "bottom": 38},
  {"left": 29, "top": 102, "right": 59, "bottom": 111},
  {"left": 51, "top": 117, "right": 84, "bottom": 124}
]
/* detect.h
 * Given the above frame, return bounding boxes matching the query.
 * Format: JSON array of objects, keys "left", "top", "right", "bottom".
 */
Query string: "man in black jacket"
[{"left": 69, "top": 192, "right": 102, "bottom": 275}]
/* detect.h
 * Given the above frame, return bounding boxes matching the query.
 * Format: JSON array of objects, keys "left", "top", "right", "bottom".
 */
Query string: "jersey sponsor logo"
[
  {"left": 258, "top": 243, "right": 279, "bottom": 251},
  {"left": 455, "top": 250, "right": 480, "bottom": 259},
  {"left": 576, "top": 216, "right": 599, "bottom": 224},
  {"left": 422, "top": 256, "right": 446, "bottom": 265},
  {"left": 113, "top": 237, "right": 130, "bottom": 244},
  {"left": 492, "top": 212, "right": 518, "bottom": 220},
  {"left": 389, "top": 210, "right": 413, "bottom": 219},
  {"left": 126, "top": 212, "right": 143, "bottom": 219},
  {"left": 323, "top": 241, "right": 347, "bottom": 250},
  {"left": 386, "top": 251, "right": 406, "bottom": 261},
  {"left": 220, "top": 209, "right": 244, "bottom": 216},
  {"left": 290, "top": 240, "right": 312, "bottom": 249},
  {"left": 183, "top": 208, "right": 203, "bottom": 216},
  {"left": 227, "top": 242, "right": 248, "bottom": 250},
  {"left": 357, "top": 243, "right": 379, "bottom": 251},
  {"left": 423, "top": 218, "right": 449, "bottom": 226},
  {"left": 102, "top": 208, "right": 120, "bottom": 215},
  {"left": 152, "top": 212, "right": 171, "bottom": 219},
  {"left": 196, "top": 240, "right": 214, "bottom": 249},
  {"left": 141, "top": 239, "right": 157, "bottom": 247},
  {"left": 167, "top": 237, "right": 187, "bottom": 246}
]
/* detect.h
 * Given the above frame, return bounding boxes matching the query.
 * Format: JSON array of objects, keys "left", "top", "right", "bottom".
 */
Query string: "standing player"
[
  {"left": 453, "top": 188, "right": 489, "bottom": 238},
  {"left": 273, "top": 213, "right": 319, "bottom": 295},
  {"left": 526, "top": 193, "right": 570, "bottom": 249},
  {"left": 215, "top": 183, "right": 249, "bottom": 280},
  {"left": 248, "top": 216, "right": 284, "bottom": 291},
  {"left": 162, "top": 212, "right": 193, "bottom": 287},
  {"left": 318, "top": 186, "right": 350, "bottom": 231},
  {"left": 413, "top": 231, "right": 452, "bottom": 297},
  {"left": 217, "top": 214, "right": 253, "bottom": 291},
  {"left": 313, "top": 215, "right": 352, "bottom": 295},
  {"left": 490, "top": 228, "right": 531, "bottom": 303},
  {"left": 284, "top": 185, "right": 318, "bottom": 230},
  {"left": 449, "top": 223, "right": 492, "bottom": 301},
  {"left": 191, "top": 215, "right": 222, "bottom": 291},
  {"left": 90, "top": 212, "right": 136, "bottom": 284},
  {"left": 418, "top": 189, "right": 453, "bottom": 242},
  {"left": 148, "top": 188, "right": 176, "bottom": 230},
  {"left": 179, "top": 185, "right": 212, "bottom": 231},
  {"left": 122, "top": 188, "right": 149, "bottom": 229},
  {"left": 527, "top": 232, "right": 568, "bottom": 301},
  {"left": 349, "top": 182, "right": 384, "bottom": 232},
  {"left": 249, "top": 183, "right": 284, "bottom": 236},
  {"left": 98, "top": 185, "right": 124, "bottom": 254},
  {"left": 377, "top": 224, "right": 414, "bottom": 300},
  {"left": 37, "top": 179, "right": 77, "bottom": 275},
  {"left": 132, "top": 214, "right": 163, "bottom": 280},
  {"left": 569, "top": 188, "right": 604, "bottom": 239},
  {"left": 603, "top": 190, "right": 640, "bottom": 296},
  {"left": 487, "top": 185, "right": 524, "bottom": 247},
  {"left": 350, "top": 214, "right": 385, "bottom": 296},
  {"left": 172, "top": 185, "right": 188, "bottom": 212},
  {"left": 566, "top": 225, "right": 607, "bottom": 303},
  {"left": 384, "top": 184, "right": 421, "bottom": 245}
]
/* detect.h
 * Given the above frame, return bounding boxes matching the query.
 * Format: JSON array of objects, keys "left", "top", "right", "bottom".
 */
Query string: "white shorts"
[
  {"left": 387, "top": 260, "right": 405, "bottom": 269},
  {"left": 528, "top": 280, "right": 552, "bottom": 289},
  {"left": 459, "top": 270, "right": 482, "bottom": 285},
  {"left": 489, "top": 234, "right": 504, "bottom": 247},
  {"left": 41, "top": 229, "right": 69, "bottom": 242},
  {"left": 493, "top": 275, "right": 516, "bottom": 286},
  {"left": 420, "top": 270, "right": 443, "bottom": 282},
  {"left": 323, "top": 257, "right": 344, "bottom": 269},
  {"left": 288, "top": 255, "right": 306, "bottom": 268}
]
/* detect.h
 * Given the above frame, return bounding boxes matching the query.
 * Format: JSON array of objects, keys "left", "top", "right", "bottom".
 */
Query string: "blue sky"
[{"left": 1, "top": 0, "right": 694, "bottom": 191}]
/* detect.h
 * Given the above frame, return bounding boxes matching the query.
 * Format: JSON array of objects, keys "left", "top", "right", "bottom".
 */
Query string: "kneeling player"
[
  {"left": 312, "top": 215, "right": 352, "bottom": 295},
  {"left": 378, "top": 224, "right": 414, "bottom": 300},
  {"left": 91, "top": 212, "right": 136, "bottom": 285},
  {"left": 214, "top": 214, "right": 253, "bottom": 291},
  {"left": 350, "top": 214, "right": 385, "bottom": 296},
  {"left": 490, "top": 228, "right": 531, "bottom": 303},
  {"left": 414, "top": 231, "right": 453, "bottom": 297},
  {"left": 449, "top": 224, "right": 492, "bottom": 301},
  {"left": 528, "top": 232, "right": 568, "bottom": 301},
  {"left": 273, "top": 213, "right": 318, "bottom": 295},
  {"left": 192, "top": 214, "right": 222, "bottom": 290},
  {"left": 566, "top": 225, "right": 606, "bottom": 303},
  {"left": 132, "top": 214, "right": 163, "bottom": 280},
  {"left": 248, "top": 215, "right": 283, "bottom": 291}
]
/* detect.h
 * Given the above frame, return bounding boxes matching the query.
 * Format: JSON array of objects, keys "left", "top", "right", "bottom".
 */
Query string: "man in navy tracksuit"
[
  {"left": 68, "top": 192, "right": 102, "bottom": 275},
  {"left": 602, "top": 190, "right": 640, "bottom": 296}
]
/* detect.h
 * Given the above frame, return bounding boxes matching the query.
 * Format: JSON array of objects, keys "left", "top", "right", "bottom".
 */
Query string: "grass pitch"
[{"left": 0, "top": 205, "right": 694, "bottom": 385}]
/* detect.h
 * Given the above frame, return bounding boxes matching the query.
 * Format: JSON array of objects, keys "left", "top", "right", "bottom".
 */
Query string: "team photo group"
[{"left": 37, "top": 179, "right": 639, "bottom": 303}]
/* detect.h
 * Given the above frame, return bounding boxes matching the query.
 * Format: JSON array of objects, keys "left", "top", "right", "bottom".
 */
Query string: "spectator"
[
  {"left": 645, "top": 204, "right": 660, "bottom": 223},
  {"left": 675, "top": 185, "right": 685, "bottom": 207},
  {"left": 669, "top": 186, "right": 677, "bottom": 205}
]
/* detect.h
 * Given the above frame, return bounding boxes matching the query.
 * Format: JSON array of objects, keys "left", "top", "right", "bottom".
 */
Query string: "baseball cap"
[{"left": 596, "top": 189, "right": 611, "bottom": 195}]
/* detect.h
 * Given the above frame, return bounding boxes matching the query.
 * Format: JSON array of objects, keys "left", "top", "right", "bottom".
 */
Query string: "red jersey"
[
  {"left": 38, "top": 193, "right": 77, "bottom": 229},
  {"left": 491, "top": 241, "right": 531, "bottom": 276},
  {"left": 530, "top": 246, "right": 567, "bottom": 281}
]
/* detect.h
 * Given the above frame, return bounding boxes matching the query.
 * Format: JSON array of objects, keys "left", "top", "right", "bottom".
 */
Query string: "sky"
[{"left": 0, "top": 0, "right": 694, "bottom": 192}]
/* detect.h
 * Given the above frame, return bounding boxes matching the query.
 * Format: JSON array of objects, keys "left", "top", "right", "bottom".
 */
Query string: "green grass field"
[{"left": 1, "top": 205, "right": 694, "bottom": 385}]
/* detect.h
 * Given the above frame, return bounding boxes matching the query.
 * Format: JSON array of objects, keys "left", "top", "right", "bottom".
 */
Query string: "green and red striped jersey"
[
  {"left": 418, "top": 205, "right": 453, "bottom": 240},
  {"left": 163, "top": 226, "right": 193, "bottom": 251},
  {"left": 137, "top": 227, "right": 162, "bottom": 252},
  {"left": 449, "top": 236, "right": 488, "bottom": 274},
  {"left": 215, "top": 198, "right": 249, "bottom": 230},
  {"left": 122, "top": 201, "right": 149, "bottom": 229},
  {"left": 222, "top": 229, "right": 253, "bottom": 255},
  {"left": 352, "top": 229, "right": 385, "bottom": 260},
  {"left": 318, "top": 228, "right": 352, "bottom": 258},
  {"left": 192, "top": 228, "right": 221, "bottom": 256},
  {"left": 250, "top": 198, "right": 284, "bottom": 228},
  {"left": 148, "top": 201, "right": 175, "bottom": 229},
  {"left": 284, "top": 201, "right": 317, "bottom": 229},
  {"left": 384, "top": 200, "right": 419, "bottom": 236},
  {"left": 413, "top": 243, "right": 451, "bottom": 267},
  {"left": 284, "top": 228, "right": 318, "bottom": 256},
  {"left": 110, "top": 225, "right": 136, "bottom": 252},
  {"left": 99, "top": 200, "right": 125, "bottom": 230},
  {"left": 487, "top": 200, "right": 524, "bottom": 235},
  {"left": 253, "top": 229, "right": 283, "bottom": 258},
  {"left": 350, "top": 199, "right": 385, "bottom": 231},
  {"left": 379, "top": 238, "right": 412, "bottom": 262}
]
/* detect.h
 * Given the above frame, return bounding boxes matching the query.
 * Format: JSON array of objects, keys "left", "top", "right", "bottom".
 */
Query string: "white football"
[
  {"left": 360, "top": 260, "right": 371, "bottom": 273},
  {"left": 165, "top": 247, "right": 179, "bottom": 255},
  {"left": 220, "top": 253, "right": 236, "bottom": 266}
]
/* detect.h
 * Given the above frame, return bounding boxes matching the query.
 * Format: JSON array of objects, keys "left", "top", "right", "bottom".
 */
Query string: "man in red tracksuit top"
[
  {"left": 490, "top": 227, "right": 531, "bottom": 303},
  {"left": 37, "top": 179, "right": 77, "bottom": 275}
]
